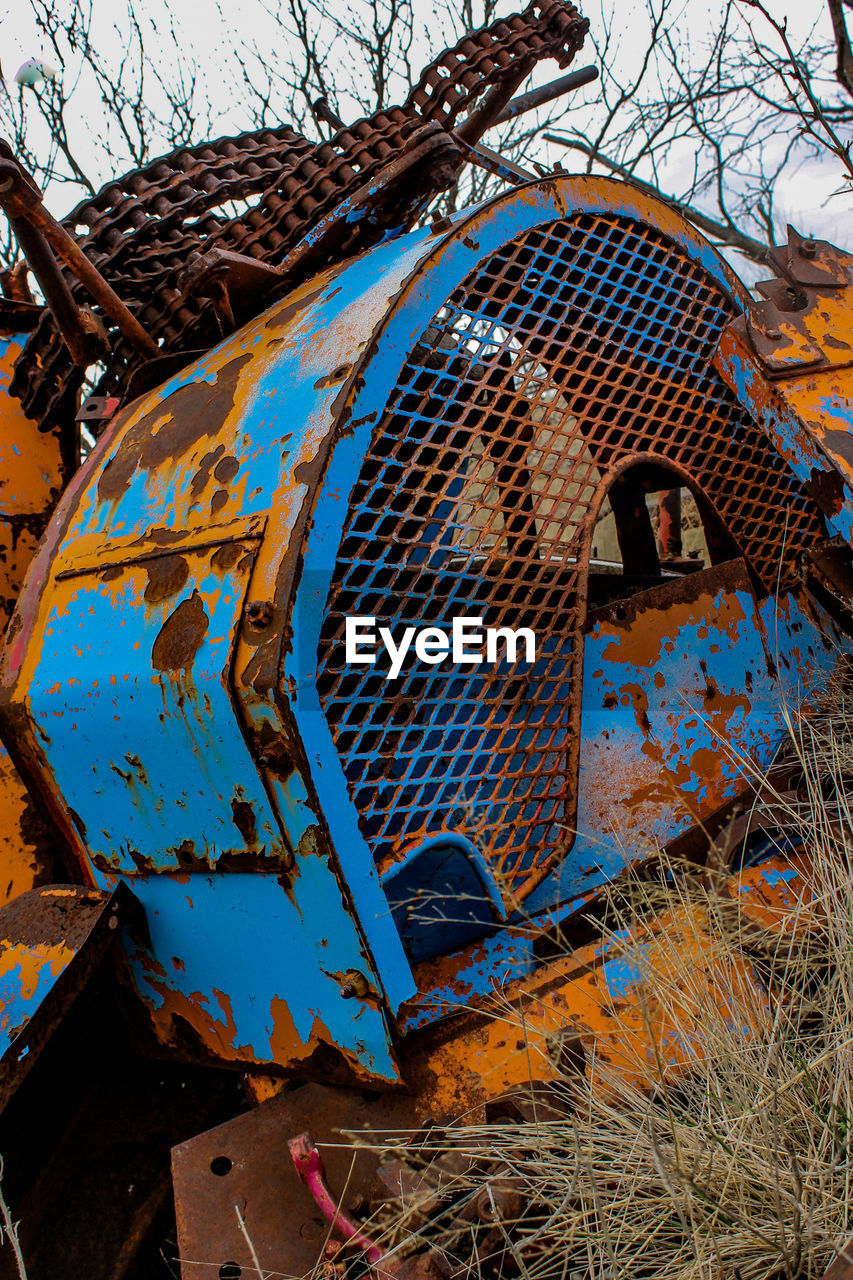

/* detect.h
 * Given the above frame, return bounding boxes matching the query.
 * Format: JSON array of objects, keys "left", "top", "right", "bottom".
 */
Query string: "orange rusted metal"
[
  {"left": 0, "top": 333, "right": 63, "bottom": 907},
  {"left": 1, "top": 9, "right": 853, "bottom": 1273}
]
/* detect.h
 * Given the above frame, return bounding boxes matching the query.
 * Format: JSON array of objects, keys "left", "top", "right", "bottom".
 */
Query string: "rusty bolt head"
[
  {"left": 766, "top": 328, "right": 782, "bottom": 340},
  {"left": 340, "top": 968, "right": 370, "bottom": 999},
  {"left": 245, "top": 600, "right": 274, "bottom": 628},
  {"left": 800, "top": 238, "right": 817, "bottom": 258}
]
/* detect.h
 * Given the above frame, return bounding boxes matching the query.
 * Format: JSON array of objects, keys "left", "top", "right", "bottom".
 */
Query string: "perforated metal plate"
[{"left": 317, "top": 212, "right": 823, "bottom": 903}]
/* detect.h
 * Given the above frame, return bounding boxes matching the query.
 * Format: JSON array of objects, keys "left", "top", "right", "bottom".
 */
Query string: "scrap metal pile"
[{"left": 0, "top": 1, "right": 851, "bottom": 1276}]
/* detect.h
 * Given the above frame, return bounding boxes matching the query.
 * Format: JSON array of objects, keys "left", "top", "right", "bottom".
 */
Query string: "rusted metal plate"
[
  {"left": 0, "top": 744, "right": 57, "bottom": 907},
  {"left": 3, "top": 174, "right": 849, "bottom": 1082},
  {"left": 0, "top": 334, "right": 65, "bottom": 636},
  {"left": 0, "top": 334, "right": 64, "bottom": 906},
  {"left": 0, "top": 882, "right": 135, "bottom": 1107},
  {"left": 823, "top": 1237, "right": 853, "bottom": 1280},
  {"left": 173, "top": 1083, "right": 426, "bottom": 1280}
]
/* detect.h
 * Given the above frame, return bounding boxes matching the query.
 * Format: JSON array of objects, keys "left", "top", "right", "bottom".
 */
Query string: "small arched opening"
[{"left": 586, "top": 459, "right": 742, "bottom": 611}]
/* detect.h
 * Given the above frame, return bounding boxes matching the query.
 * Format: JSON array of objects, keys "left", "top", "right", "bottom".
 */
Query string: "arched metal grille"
[{"left": 316, "top": 213, "right": 823, "bottom": 900}]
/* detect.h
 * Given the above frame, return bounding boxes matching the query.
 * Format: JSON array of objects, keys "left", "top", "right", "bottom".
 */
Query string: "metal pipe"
[
  {"left": 288, "top": 1132, "right": 384, "bottom": 1265},
  {"left": 312, "top": 97, "right": 345, "bottom": 134},
  {"left": 8, "top": 214, "right": 107, "bottom": 367},
  {"left": 455, "top": 68, "right": 529, "bottom": 144},
  {"left": 451, "top": 135, "right": 537, "bottom": 185},
  {"left": 491, "top": 66, "right": 599, "bottom": 127},
  {"left": 0, "top": 159, "right": 158, "bottom": 359}
]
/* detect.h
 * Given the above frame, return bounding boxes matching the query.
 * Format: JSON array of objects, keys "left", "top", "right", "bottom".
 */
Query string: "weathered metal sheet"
[
  {"left": 2, "top": 175, "right": 850, "bottom": 1083},
  {"left": 0, "top": 882, "right": 133, "bottom": 1106},
  {"left": 0, "top": 335, "right": 64, "bottom": 907},
  {"left": 0, "top": 233, "right": 452, "bottom": 1078}
]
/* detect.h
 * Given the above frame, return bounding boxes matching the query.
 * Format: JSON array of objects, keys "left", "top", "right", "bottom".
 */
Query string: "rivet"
[
  {"left": 339, "top": 968, "right": 370, "bottom": 999},
  {"left": 245, "top": 600, "right": 273, "bottom": 628}
]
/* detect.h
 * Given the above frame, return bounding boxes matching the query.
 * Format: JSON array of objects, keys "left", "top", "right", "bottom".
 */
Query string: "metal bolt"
[
  {"left": 800, "top": 238, "right": 817, "bottom": 258},
  {"left": 766, "top": 328, "right": 782, "bottom": 340},
  {"left": 258, "top": 754, "right": 271, "bottom": 768},
  {"left": 339, "top": 969, "right": 369, "bottom": 999},
  {"left": 245, "top": 600, "right": 273, "bottom": 628}
]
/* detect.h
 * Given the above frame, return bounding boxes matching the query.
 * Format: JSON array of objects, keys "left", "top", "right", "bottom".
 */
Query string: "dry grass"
[{"left": 362, "top": 684, "right": 853, "bottom": 1280}]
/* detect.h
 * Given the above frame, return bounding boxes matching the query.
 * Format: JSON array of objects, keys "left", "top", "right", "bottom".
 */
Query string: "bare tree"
[
  {"left": 545, "top": 0, "right": 853, "bottom": 265},
  {"left": 1, "top": 0, "right": 852, "bottom": 277}
]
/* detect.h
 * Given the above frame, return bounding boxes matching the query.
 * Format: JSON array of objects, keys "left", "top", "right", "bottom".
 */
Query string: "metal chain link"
[{"left": 10, "top": 0, "right": 587, "bottom": 435}]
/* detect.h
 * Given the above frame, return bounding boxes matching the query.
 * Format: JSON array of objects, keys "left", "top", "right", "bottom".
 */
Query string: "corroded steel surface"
[
  {"left": 0, "top": 335, "right": 64, "bottom": 907},
  {"left": 0, "top": 882, "right": 133, "bottom": 1106},
  {"left": 2, "top": 175, "right": 848, "bottom": 1081},
  {"left": 715, "top": 228, "right": 853, "bottom": 549},
  {"left": 9, "top": 0, "right": 588, "bottom": 438},
  {"left": 171, "top": 852, "right": 814, "bottom": 1280},
  {"left": 0, "top": 232, "right": 437, "bottom": 1080},
  {"left": 0, "top": 335, "right": 65, "bottom": 633},
  {"left": 313, "top": 198, "right": 824, "bottom": 910}
]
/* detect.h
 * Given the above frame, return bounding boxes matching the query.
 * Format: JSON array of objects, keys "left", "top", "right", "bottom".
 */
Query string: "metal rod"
[
  {"left": 455, "top": 67, "right": 529, "bottom": 144},
  {"left": 0, "top": 159, "right": 158, "bottom": 358},
  {"left": 312, "top": 97, "right": 345, "bottom": 134},
  {"left": 451, "top": 135, "right": 536, "bottom": 186},
  {"left": 8, "top": 214, "right": 107, "bottom": 366},
  {"left": 491, "top": 66, "right": 599, "bottom": 127}
]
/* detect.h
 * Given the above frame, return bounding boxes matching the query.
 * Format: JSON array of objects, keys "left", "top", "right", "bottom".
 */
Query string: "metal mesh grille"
[{"left": 316, "top": 212, "right": 823, "bottom": 899}]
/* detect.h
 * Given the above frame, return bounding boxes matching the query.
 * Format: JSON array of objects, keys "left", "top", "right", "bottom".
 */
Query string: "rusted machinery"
[{"left": 0, "top": 1, "right": 850, "bottom": 1275}]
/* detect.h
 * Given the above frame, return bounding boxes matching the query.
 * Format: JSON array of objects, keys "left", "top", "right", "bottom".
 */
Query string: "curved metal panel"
[{"left": 297, "top": 176, "right": 824, "bottom": 925}]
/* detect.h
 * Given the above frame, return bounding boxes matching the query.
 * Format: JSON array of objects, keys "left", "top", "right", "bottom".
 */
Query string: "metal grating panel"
[{"left": 316, "top": 213, "right": 823, "bottom": 902}]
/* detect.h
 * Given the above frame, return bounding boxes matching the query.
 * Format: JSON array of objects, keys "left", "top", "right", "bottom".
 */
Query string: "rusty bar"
[
  {"left": 609, "top": 472, "right": 660, "bottom": 576},
  {"left": 7, "top": 212, "right": 108, "bottom": 366},
  {"left": 312, "top": 97, "right": 345, "bottom": 133},
  {"left": 451, "top": 134, "right": 537, "bottom": 184},
  {"left": 454, "top": 68, "right": 532, "bottom": 144},
  {"left": 0, "top": 159, "right": 158, "bottom": 359},
  {"left": 491, "top": 65, "right": 599, "bottom": 125}
]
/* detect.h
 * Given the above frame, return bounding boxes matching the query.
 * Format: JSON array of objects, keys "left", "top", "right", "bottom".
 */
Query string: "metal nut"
[
  {"left": 339, "top": 968, "right": 370, "bottom": 999},
  {"left": 245, "top": 600, "right": 273, "bottom": 628}
]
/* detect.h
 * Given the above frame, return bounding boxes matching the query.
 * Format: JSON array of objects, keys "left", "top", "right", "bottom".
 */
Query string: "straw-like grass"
[{"left": 360, "top": 684, "right": 853, "bottom": 1280}]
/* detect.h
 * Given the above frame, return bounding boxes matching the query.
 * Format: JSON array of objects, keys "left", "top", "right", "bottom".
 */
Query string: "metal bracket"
[{"left": 736, "top": 225, "right": 853, "bottom": 376}]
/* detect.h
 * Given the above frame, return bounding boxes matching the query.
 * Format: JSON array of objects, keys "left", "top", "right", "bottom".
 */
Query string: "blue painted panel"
[
  {"left": 28, "top": 544, "right": 284, "bottom": 873},
  {"left": 104, "top": 869, "right": 401, "bottom": 1079}
]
